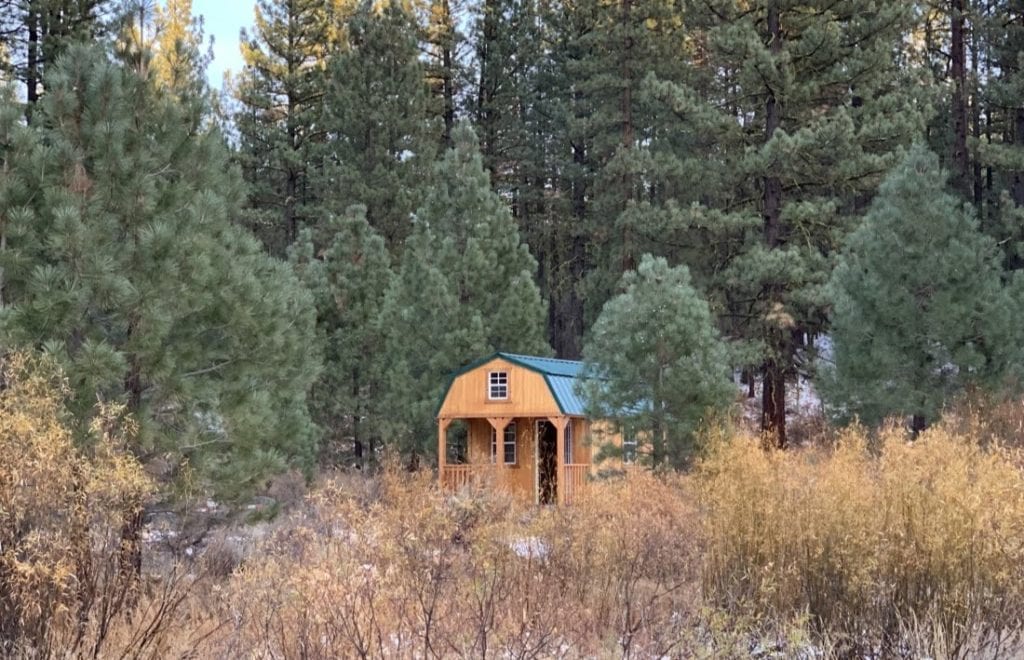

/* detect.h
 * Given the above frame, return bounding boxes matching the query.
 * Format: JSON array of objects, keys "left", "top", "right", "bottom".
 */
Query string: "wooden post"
[
  {"left": 487, "top": 417, "right": 513, "bottom": 492},
  {"left": 551, "top": 416, "right": 566, "bottom": 505},
  {"left": 438, "top": 418, "right": 451, "bottom": 488}
]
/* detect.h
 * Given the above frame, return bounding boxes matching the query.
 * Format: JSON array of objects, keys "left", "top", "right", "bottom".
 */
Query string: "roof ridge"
[{"left": 499, "top": 352, "right": 582, "bottom": 364}]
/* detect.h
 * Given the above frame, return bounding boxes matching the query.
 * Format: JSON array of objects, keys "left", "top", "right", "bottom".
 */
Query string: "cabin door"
[{"left": 536, "top": 420, "right": 557, "bottom": 504}]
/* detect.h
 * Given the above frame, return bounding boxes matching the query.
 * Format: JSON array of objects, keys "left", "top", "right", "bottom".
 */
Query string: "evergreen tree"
[
  {"left": 378, "top": 124, "right": 548, "bottom": 457},
  {"left": 318, "top": 1, "right": 435, "bottom": 251},
  {"left": 649, "top": 0, "right": 928, "bottom": 446},
  {"left": 379, "top": 225, "right": 487, "bottom": 457},
  {"left": 580, "top": 254, "right": 734, "bottom": 468},
  {"left": 418, "top": 123, "right": 549, "bottom": 355},
  {"left": 0, "top": 0, "right": 117, "bottom": 112},
  {"left": 823, "top": 146, "right": 1020, "bottom": 432},
  {"left": 150, "top": 0, "right": 209, "bottom": 100},
  {"left": 234, "top": 0, "right": 330, "bottom": 253},
  {"left": 290, "top": 206, "right": 392, "bottom": 467},
  {"left": 0, "top": 46, "right": 321, "bottom": 498}
]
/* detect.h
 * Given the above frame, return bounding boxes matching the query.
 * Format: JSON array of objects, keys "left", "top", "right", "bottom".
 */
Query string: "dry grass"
[
  {"left": 5, "top": 352, "right": 1024, "bottom": 658},
  {"left": 702, "top": 425, "right": 1024, "bottom": 658}
]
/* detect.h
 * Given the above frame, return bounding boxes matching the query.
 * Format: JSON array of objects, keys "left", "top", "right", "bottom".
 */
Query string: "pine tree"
[
  {"left": 0, "top": 46, "right": 321, "bottom": 498},
  {"left": 648, "top": 0, "right": 928, "bottom": 447},
  {"left": 976, "top": 0, "right": 1024, "bottom": 268},
  {"left": 317, "top": 0, "right": 435, "bottom": 251},
  {"left": 379, "top": 225, "right": 487, "bottom": 457},
  {"left": 378, "top": 124, "right": 548, "bottom": 457},
  {"left": 150, "top": 0, "right": 209, "bottom": 99},
  {"left": 418, "top": 123, "right": 549, "bottom": 354},
  {"left": 823, "top": 146, "right": 1020, "bottom": 432},
  {"left": 290, "top": 205, "right": 392, "bottom": 467},
  {"left": 234, "top": 0, "right": 330, "bottom": 253},
  {"left": 580, "top": 255, "right": 734, "bottom": 468},
  {"left": 0, "top": 0, "right": 118, "bottom": 113}
]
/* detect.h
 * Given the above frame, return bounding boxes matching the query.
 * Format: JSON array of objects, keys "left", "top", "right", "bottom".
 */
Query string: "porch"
[{"left": 437, "top": 415, "right": 591, "bottom": 505}]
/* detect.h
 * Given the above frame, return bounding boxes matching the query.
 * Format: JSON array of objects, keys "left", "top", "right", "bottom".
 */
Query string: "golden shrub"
[
  {"left": 0, "top": 352, "right": 206, "bottom": 658},
  {"left": 700, "top": 425, "right": 1024, "bottom": 658}
]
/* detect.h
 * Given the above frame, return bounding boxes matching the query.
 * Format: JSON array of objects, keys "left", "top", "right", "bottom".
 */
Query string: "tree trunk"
[
  {"left": 950, "top": 0, "right": 970, "bottom": 196},
  {"left": 25, "top": 5, "right": 39, "bottom": 119},
  {"left": 761, "top": 2, "right": 787, "bottom": 449},
  {"left": 619, "top": 0, "right": 636, "bottom": 274},
  {"left": 1013, "top": 109, "right": 1024, "bottom": 207},
  {"left": 910, "top": 413, "right": 927, "bottom": 438},
  {"left": 970, "top": 14, "right": 982, "bottom": 207},
  {"left": 352, "top": 371, "right": 363, "bottom": 469},
  {"left": 476, "top": 0, "right": 497, "bottom": 176}
]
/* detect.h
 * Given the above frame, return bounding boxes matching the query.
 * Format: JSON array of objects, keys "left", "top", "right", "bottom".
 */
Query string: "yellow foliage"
[
  {"left": 700, "top": 425, "right": 1024, "bottom": 657},
  {"left": 0, "top": 352, "right": 152, "bottom": 653}
]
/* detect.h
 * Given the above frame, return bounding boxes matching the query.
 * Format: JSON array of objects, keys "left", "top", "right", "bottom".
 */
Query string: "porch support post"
[
  {"left": 438, "top": 417, "right": 452, "bottom": 488},
  {"left": 549, "top": 416, "right": 567, "bottom": 505},
  {"left": 487, "top": 417, "right": 513, "bottom": 491}
]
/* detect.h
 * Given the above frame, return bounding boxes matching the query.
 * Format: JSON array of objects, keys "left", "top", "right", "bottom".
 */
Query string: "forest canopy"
[{"left": 0, "top": 0, "right": 1022, "bottom": 483}]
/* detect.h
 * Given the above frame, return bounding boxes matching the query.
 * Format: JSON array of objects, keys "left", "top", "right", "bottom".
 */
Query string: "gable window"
[
  {"left": 488, "top": 371, "right": 509, "bottom": 400},
  {"left": 623, "top": 433, "right": 638, "bottom": 465},
  {"left": 490, "top": 422, "right": 517, "bottom": 464}
]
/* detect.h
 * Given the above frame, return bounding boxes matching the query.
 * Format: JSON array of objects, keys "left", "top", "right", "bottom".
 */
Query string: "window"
[
  {"left": 564, "top": 421, "right": 573, "bottom": 464},
  {"left": 623, "top": 433, "right": 638, "bottom": 464},
  {"left": 488, "top": 371, "right": 509, "bottom": 400},
  {"left": 490, "top": 422, "right": 517, "bottom": 464}
]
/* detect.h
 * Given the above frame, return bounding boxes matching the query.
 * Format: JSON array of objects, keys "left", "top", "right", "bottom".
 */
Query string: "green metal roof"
[{"left": 436, "top": 352, "right": 589, "bottom": 417}]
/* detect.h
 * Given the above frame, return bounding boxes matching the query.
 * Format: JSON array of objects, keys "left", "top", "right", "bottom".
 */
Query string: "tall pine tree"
[
  {"left": 290, "top": 205, "right": 392, "bottom": 468},
  {"left": 317, "top": 0, "right": 435, "bottom": 251},
  {"left": 824, "top": 146, "right": 1020, "bottom": 432},
  {"left": 0, "top": 46, "right": 321, "bottom": 498},
  {"left": 652, "top": 0, "right": 928, "bottom": 446},
  {"left": 234, "top": 0, "right": 330, "bottom": 253}
]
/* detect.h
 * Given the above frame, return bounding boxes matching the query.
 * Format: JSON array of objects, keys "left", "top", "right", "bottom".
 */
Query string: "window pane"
[
  {"left": 504, "top": 423, "right": 516, "bottom": 464},
  {"left": 488, "top": 371, "right": 508, "bottom": 399}
]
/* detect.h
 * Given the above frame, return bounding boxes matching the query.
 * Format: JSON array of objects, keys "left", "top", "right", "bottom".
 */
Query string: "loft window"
[
  {"left": 490, "top": 422, "right": 517, "bottom": 464},
  {"left": 488, "top": 371, "right": 508, "bottom": 400}
]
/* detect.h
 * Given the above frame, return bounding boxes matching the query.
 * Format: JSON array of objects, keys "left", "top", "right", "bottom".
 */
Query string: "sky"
[{"left": 192, "top": 0, "right": 254, "bottom": 89}]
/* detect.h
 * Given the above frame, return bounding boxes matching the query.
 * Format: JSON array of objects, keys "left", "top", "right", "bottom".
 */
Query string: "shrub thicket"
[
  {"left": 4, "top": 356, "right": 1023, "bottom": 658},
  {"left": 702, "top": 426, "right": 1024, "bottom": 657}
]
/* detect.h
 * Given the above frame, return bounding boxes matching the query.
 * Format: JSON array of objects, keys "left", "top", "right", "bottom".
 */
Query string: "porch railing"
[
  {"left": 440, "top": 464, "right": 499, "bottom": 491},
  {"left": 563, "top": 464, "right": 590, "bottom": 504}
]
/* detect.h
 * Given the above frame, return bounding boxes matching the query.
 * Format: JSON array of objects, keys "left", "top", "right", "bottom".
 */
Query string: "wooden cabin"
[{"left": 436, "top": 352, "right": 635, "bottom": 504}]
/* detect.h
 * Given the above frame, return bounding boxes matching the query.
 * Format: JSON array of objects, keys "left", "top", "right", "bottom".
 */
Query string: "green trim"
[
  {"left": 542, "top": 375, "right": 567, "bottom": 415},
  {"left": 435, "top": 352, "right": 574, "bottom": 417}
]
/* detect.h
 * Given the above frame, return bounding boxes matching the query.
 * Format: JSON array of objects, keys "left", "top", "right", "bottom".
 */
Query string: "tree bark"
[
  {"left": 25, "top": 5, "right": 39, "bottom": 118},
  {"left": 1013, "top": 109, "right": 1024, "bottom": 207},
  {"left": 619, "top": 0, "right": 636, "bottom": 274},
  {"left": 950, "top": 0, "right": 970, "bottom": 196},
  {"left": 910, "top": 413, "right": 927, "bottom": 438},
  {"left": 761, "top": 2, "right": 787, "bottom": 449}
]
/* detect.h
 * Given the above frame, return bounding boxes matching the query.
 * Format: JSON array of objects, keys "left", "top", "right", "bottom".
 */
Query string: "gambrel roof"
[{"left": 437, "top": 352, "right": 588, "bottom": 416}]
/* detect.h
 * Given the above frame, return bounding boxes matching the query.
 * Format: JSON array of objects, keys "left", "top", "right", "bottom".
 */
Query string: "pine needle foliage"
[
  {"left": 581, "top": 255, "right": 734, "bottom": 468},
  {"left": 823, "top": 145, "right": 1021, "bottom": 429},
  {"left": 0, "top": 46, "right": 321, "bottom": 499}
]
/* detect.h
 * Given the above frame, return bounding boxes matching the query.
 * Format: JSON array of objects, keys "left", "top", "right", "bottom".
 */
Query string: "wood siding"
[
  {"left": 438, "top": 358, "right": 561, "bottom": 418},
  {"left": 439, "top": 357, "right": 629, "bottom": 503}
]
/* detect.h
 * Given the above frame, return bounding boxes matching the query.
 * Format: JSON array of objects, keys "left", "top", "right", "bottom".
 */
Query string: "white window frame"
[
  {"left": 490, "top": 422, "right": 517, "bottom": 465},
  {"left": 623, "top": 433, "right": 638, "bottom": 464},
  {"left": 564, "top": 421, "right": 573, "bottom": 464},
  {"left": 488, "top": 371, "right": 509, "bottom": 400}
]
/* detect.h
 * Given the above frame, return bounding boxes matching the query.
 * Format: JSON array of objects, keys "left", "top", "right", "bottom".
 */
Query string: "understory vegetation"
[{"left": 5, "top": 355, "right": 1023, "bottom": 658}]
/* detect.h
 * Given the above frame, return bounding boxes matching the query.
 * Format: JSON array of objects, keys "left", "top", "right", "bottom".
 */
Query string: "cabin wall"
[
  {"left": 465, "top": 417, "right": 537, "bottom": 502},
  {"left": 583, "top": 419, "right": 630, "bottom": 474},
  {"left": 438, "top": 359, "right": 561, "bottom": 419}
]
